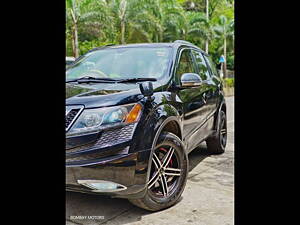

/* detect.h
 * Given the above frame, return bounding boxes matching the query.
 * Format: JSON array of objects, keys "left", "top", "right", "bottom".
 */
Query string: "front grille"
[{"left": 65, "top": 105, "right": 84, "bottom": 131}]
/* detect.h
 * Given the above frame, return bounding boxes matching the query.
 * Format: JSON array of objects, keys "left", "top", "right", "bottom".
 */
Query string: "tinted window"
[
  {"left": 175, "top": 49, "right": 197, "bottom": 84},
  {"left": 203, "top": 54, "right": 219, "bottom": 77},
  {"left": 66, "top": 47, "right": 171, "bottom": 80},
  {"left": 191, "top": 50, "right": 210, "bottom": 80}
]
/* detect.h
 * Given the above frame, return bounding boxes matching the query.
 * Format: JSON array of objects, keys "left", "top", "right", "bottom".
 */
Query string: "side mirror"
[
  {"left": 181, "top": 73, "right": 202, "bottom": 88},
  {"left": 139, "top": 81, "right": 154, "bottom": 99}
]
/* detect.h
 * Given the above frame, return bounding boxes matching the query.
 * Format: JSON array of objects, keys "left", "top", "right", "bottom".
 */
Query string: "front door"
[
  {"left": 202, "top": 53, "right": 223, "bottom": 119},
  {"left": 191, "top": 50, "right": 217, "bottom": 121},
  {"left": 174, "top": 48, "right": 209, "bottom": 151}
]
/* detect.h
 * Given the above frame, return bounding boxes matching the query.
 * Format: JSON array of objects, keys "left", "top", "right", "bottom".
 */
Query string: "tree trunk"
[
  {"left": 121, "top": 19, "right": 126, "bottom": 44},
  {"left": 70, "top": 7, "right": 79, "bottom": 58},
  {"left": 120, "top": 0, "right": 127, "bottom": 44},
  {"left": 205, "top": 0, "right": 209, "bottom": 53},
  {"left": 223, "top": 36, "right": 227, "bottom": 78},
  {"left": 73, "top": 23, "right": 79, "bottom": 58},
  {"left": 159, "top": 28, "right": 163, "bottom": 42},
  {"left": 71, "top": 35, "right": 75, "bottom": 57}
]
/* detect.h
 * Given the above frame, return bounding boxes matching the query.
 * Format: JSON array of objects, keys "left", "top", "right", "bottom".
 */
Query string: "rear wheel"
[
  {"left": 129, "top": 132, "right": 188, "bottom": 211},
  {"left": 206, "top": 110, "right": 227, "bottom": 154}
]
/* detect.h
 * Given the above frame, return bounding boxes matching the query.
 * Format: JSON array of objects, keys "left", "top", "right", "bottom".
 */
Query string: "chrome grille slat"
[{"left": 65, "top": 105, "right": 84, "bottom": 131}]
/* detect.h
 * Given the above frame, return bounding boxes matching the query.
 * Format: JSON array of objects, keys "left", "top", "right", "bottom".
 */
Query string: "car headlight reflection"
[{"left": 67, "top": 103, "right": 142, "bottom": 136}]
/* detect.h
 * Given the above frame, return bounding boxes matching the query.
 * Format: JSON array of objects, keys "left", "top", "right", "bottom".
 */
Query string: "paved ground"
[{"left": 66, "top": 96, "right": 234, "bottom": 225}]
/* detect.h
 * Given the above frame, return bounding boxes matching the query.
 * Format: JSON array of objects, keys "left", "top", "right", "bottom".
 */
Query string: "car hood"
[{"left": 66, "top": 82, "right": 146, "bottom": 108}]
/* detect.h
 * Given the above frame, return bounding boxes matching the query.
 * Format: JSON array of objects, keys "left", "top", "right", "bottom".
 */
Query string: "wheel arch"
[
  {"left": 145, "top": 116, "right": 185, "bottom": 184},
  {"left": 213, "top": 99, "right": 227, "bottom": 133},
  {"left": 149, "top": 103, "right": 183, "bottom": 146}
]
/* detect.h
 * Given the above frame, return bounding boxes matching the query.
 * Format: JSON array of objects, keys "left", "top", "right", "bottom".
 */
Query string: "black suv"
[{"left": 66, "top": 40, "right": 227, "bottom": 211}]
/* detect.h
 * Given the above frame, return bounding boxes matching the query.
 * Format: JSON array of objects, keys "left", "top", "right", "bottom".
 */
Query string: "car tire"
[
  {"left": 129, "top": 132, "right": 188, "bottom": 211},
  {"left": 206, "top": 110, "right": 227, "bottom": 154}
]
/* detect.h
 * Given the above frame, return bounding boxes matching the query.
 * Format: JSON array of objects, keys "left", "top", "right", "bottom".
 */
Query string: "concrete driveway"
[{"left": 66, "top": 96, "right": 234, "bottom": 225}]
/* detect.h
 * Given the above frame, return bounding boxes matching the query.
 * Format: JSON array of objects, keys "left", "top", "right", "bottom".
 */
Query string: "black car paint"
[{"left": 66, "top": 42, "right": 226, "bottom": 198}]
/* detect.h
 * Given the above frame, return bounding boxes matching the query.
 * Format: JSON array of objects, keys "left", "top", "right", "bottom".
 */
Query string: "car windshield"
[{"left": 66, "top": 47, "right": 171, "bottom": 81}]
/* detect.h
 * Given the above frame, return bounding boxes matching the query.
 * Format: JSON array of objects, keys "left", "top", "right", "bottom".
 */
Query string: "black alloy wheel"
[
  {"left": 219, "top": 112, "right": 227, "bottom": 148},
  {"left": 206, "top": 110, "right": 227, "bottom": 154},
  {"left": 148, "top": 145, "right": 182, "bottom": 199},
  {"left": 129, "top": 132, "right": 188, "bottom": 211}
]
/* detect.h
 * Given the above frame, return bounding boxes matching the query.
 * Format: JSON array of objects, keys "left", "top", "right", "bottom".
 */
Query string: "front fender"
[
  {"left": 132, "top": 100, "right": 182, "bottom": 152},
  {"left": 134, "top": 99, "right": 184, "bottom": 186}
]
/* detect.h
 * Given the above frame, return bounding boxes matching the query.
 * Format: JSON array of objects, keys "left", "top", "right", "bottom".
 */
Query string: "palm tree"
[
  {"left": 214, "top": 15, "right": 234, "bottom": 77},
  {"left": 126, "top": 0, "right": 183, "bottom": 43},
  {"left": 108, "top": 0, "right": 138, "bottom": 44},
  {"left": 66, "top": 0, "right": 79, "bottom": 57},
  {"left": 205, "top": 0, "right": 209, "bottom": 53},
  {"left": 119, "top": 0, "right": 127, "bottom": 44},
  {"left": 65, "top": 0, "right": 234, "bottom": 62},
  {"left": 187, "top": 11, "right": 215, "bottom": 51},
  {"left": 66, "top": 0, "right": 110, "bottom": 57}
]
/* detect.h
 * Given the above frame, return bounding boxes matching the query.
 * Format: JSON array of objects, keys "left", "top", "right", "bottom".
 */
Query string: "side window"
[
  {"left": 191, "top": 50, "right": 210, "bottom": 81},
  {"left": 175, "top": 49, "right": 197, "bottom": 84},
  {"left": 203, "top": 54, "right": 219, "bottom": 77}
]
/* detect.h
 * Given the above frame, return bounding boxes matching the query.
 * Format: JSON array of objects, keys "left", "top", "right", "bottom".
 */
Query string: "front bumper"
[
  {"left": 66, "top": 148, "right": 151, "bottom": 198},
  {"left": 66, "top": 110, "right": 154, "bottom": 198}
]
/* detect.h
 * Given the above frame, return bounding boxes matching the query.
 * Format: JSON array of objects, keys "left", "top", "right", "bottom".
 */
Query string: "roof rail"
[{"left": 174, "top": 40, "right": 193, "bottom": 45}]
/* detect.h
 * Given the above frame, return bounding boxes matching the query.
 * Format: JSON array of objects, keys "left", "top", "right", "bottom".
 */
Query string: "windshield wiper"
[
  {"left": 66, "top": 76, "right": 157, "bottom": 84},
  {"left": 116, "top": 78, "right": 157, "bottom": 83},
  {"left": 66, "top": 76, "right": 118, "bottom": 84}
]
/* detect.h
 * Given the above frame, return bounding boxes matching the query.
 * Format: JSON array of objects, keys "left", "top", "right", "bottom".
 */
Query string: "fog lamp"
[{"left": 77, "top": 180, "right": 127, "bottom": 192}]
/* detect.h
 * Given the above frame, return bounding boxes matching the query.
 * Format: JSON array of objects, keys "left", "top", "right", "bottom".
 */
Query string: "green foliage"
[
  {"left": 79, "top": 40, "right": 116, "bottom": 55},
  {"left": 226, "top": 55, "right": 234, "bottom": 70},
  {"left": 66, "top": 0, "right": 234, "bottom": 69},
  {"left": 223, "top": 78, "right": 234, "bottom": 88}
]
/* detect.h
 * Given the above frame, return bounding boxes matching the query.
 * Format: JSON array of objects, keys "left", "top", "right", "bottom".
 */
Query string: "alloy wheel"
[
  {"left": 220, "top": 113, "right": 227, "bottom": 148},
  {"left": 148, "top": 146, "right": 182, "bottom": 198}
]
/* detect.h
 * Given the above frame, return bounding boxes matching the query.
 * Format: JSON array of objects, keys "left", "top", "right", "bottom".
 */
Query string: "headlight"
[{"left": 67, "top": 103, "right": 142, "bottom": 136}]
